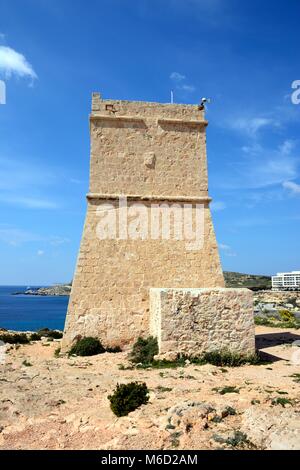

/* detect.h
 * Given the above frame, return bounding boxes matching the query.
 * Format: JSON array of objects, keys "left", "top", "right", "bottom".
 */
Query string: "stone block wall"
[
  {"left": 62, "top": 94, "right": 224, "bottom": 351},
  {"left": 150, "top": 288, "right": 255, "bottom": 358}
]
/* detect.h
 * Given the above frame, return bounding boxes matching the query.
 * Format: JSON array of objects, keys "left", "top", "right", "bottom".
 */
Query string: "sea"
[{"left": 0, "top": 286, "right": 69, "bottom": 332}]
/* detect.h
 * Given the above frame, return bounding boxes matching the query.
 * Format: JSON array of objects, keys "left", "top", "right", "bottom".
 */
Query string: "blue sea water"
[{"left": 0, "top": 286, "right": 69, "bottom": 332}]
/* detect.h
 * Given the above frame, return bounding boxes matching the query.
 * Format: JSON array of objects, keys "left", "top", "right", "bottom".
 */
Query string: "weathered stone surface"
[
  {"left": 241, "top": 407, "right": 300, "bottom": 450},
  {"left": 62, "top": 95, "right": 224, "bottom": 351},
  {"left": 150, "top": 288, "right": 255, "bottom": 357}
]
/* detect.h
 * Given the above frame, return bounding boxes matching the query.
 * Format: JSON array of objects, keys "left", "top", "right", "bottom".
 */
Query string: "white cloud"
[
  {"left": 49, "top": 236, "right": 70, "bottom": 246},
  {"left": 70, "top": 178, "right": 84, "bottom": 184},
  {"left": 0, "top": 46, "right": 37, "bottom": 80},
  {"left": 282, "top": 181, "right": 300, "bottom": 195},
  {"left": 219, "top": 243, "right": 237, "bottom": 257},
  {"left": 211, "top": 201, "right": 226, "bottom": 212},
  {"left": 0, "top": 195, "right": 58, "bottom": 209},
  {"left": 0, "top": 226, "right": 69, "bottom": 247},
  {"left": 37, "top": 250, "right": 44, "bottom": 256},
  {"left": 219, "top": 243, "right": 230, "bottom": 250},
  {"left": 279, "top": 140, "right": 295, "bottom": 156},
  {"left": 230, "top": 116, "right": 279, "bottom": 137},
  {"left": 180, "top": 84, "right": 196, "bottom": 93},
  {"left": 170, "top": 71, "right": 185, "bottom": 82},
  {"left": 0, "top": 228, "right": 41, "bottom": 246},
  {"left": 218, "top": 140, "right": 299, "bottom": 190},
  {"left": 170, "top": 71, "right": 196, "bottom": 94}
]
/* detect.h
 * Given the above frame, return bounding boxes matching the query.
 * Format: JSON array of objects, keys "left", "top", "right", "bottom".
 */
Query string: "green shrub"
[
  {"left": 47, "top": 330, "right": 63, "bottom": 339},
  {"left": 106, "top": 346, "right": 122, "bottom": 353},
  {"left": 223, "top": 406, "right": 237, "bottom": 416},
  {"left": 213, "top": 386, "right": 240, "bottom": 395},
  {"left": 69, "top": 337, "right": 105, "bottom": 356},
  {"left": 255, "top": 315, "right": 300, "bottom": 329},
  {"left": 30, "top": 333, "right": 41, "bottom": 341},
  {"left": 108, "top": 382, "right": 149, "bottom": 417},
  {"left": 0, "top": 333, "right": 29, "bottom": 344},
  {"left": 271, "top": 397, "right": 294, "bottom": 407},
  {"left": 54, "top": 347, "right": 61, "bottom": 358},
  {"left": 129, "top": 336, "right": 158, "bottom": 364},
  {"left": 290, "top": 373, "right": 300, "bottom": 383},
  {"left": 213, "top": 430, "right": 251, "bottom": 448},
  {"left": 22, "top": 359, "right": 32, "bottom": 367},
  {"left": 37, "top": 328, "right": 63, "bottom": 339},
  {"left": 278, "top": 309, "right": 295, "bottom": 322},
  {"left": 202, "top": 350, "right": 261, "bottom": 367},
  {"left": 254, "top": 316, "right": 272, "bottom": 326}
]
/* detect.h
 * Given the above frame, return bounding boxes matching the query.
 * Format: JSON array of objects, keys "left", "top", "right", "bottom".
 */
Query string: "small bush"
[
  {"left": 202, "top": 350, "right": 261, "bottom": 367},
  {"left": 30, "top": 333, "right": 41, "bottom": 341},
  {"left": 213, "top": 430, "right": 252, "bottom": 448},
  {"left": 22, "top": 359, "right": 32, "bottom": 367},
  {"left": 278, "top": 309, "right": 295, "bottom": 322},
  {"left": 223, "top": 406, "right": 237, "bottom": 417},
  {"left": 54, "top": 347, "right": 61, "bottom": 358},
  {"left": 254, "top": 316, "right": 272, "bottom": 326},
  {"left": 0, "top": 333, "right": 29, "bottom": 344},
  {"left": 271, "top": 397, "right": 294, "bottom": 407},
  {"left": 108, "top": 382, "right": 149, "bottom": 417},
  {"left": 213, "top": 386, "right": 240, "bottom": 395},
  {"left": 129, "top": 336, "right": 158, "bottom": 364},
  {"left": 69, "top": 337, "right": 105, "bottom": 356},
  {"left": 255, "top": 315, "right": 300, "bottom": 329},
  {"left": 37, "top": 328, "right": 63, "bottom": 339},
  {"left": 106, "top": 346, "right": 122, "bottom": 353},
  {"left": 251, "top": 399, "right": 260, "bottom": 405},
  {"left": 290, "top": 373, "right": 300, "bottom": 383}
]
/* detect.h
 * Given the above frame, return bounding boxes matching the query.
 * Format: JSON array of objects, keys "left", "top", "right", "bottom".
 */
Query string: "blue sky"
[{"left": 0, "top": 0, "right": 299, "bottom": 284}]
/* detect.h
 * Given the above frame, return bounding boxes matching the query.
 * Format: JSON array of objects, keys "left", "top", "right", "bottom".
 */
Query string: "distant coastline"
[{"left": 12, "top": 285, "right": 71, "bottom": 297}]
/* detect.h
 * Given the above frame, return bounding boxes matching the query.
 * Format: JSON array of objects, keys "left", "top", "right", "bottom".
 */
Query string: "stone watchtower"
[{"left": 62, "top": 93, "right": 226, "bottom": 351}]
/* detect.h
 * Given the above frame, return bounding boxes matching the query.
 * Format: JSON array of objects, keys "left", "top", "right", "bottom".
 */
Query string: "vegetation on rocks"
[
  {"left": 68, "top": 337, "right": 123, "bottom": 357},
  {"left": 213, "top": 430, "right": 254, "bottom": 449},
  {"left": 271, "top": 397, "right": 294, "bottom": 407},
  {"left": 201, "top": 350, "right": 262, "bottom": 367},
  {"left": 129, "top": 336, "right": 159, "bottom": 364},
  {"left": 0, "top": 333, "right": 30, "bottom": 344},
  {"left": 212, "top": 386, "right": 240, "bottom": 395},
  {"left": 127, "top": 337, "right": 267, "bottom": 369},
  {"left": 69, "top": 337, "right": 105, "bottom": 356},
  {"left": 278, "top": 309, "right": 295, "bottom": 322},
  {"left": 254, "top": 316, "right": 300, "bottom": 329},
  {"left": 224, "top": 271, "right": 271, "bottom": 290},
  {"left": 37, "top": 328, "right": 63, "bottom": 339},
  {"left": 108, "top": 382, "right": 149, "bottom": 417},
  {"left": 29, "top": 333, "right": 42, "bottom": 341}
]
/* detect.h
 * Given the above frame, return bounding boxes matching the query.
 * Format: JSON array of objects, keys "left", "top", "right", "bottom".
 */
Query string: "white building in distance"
[{"left": 272, "top": 271, "right": 300, "bottom": 291}]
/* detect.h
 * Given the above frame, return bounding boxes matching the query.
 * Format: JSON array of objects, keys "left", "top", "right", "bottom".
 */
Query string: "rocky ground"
[{"left": 0, "top": 326, "right": 299, "bottom": 450}]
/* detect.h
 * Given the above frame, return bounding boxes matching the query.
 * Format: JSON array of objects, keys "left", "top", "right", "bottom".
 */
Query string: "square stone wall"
[
  {"left": 150, "top": 288, "right": 255, "bottom": 358},
  {"left": 61, "top": 95, "right": 225, "bottom": 352}
]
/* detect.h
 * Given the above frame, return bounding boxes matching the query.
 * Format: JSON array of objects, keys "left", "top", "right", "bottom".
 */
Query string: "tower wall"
[{"left": 62, "top": 94, "right": 224, "bottom": 350}]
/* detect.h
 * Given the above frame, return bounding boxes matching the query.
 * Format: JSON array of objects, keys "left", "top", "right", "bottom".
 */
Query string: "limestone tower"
[{"left": 62, "top": 93, "right": 224, "bottom": 350}]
